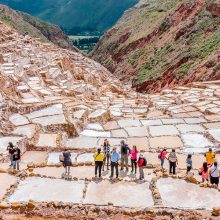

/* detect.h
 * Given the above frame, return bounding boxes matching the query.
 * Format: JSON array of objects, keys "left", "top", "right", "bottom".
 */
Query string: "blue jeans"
[{"left": 13, "top": 160, "right": 20, "bottom": 170}]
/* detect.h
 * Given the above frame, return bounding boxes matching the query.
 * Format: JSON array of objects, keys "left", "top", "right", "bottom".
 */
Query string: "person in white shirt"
[{"left": 209, "top": 162, "right": 220, "bottom": 186}]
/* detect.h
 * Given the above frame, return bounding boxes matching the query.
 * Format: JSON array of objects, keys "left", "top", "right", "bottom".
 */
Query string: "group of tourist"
[
  {"left": 93, "top": 140, "right": 147, "bottom": 180},
  {"left": 58, "top": 139, "right": 147, "bottom": 180},
  {"left": 158, "top": 147, "right": 220, "bottom": 186},
  {"left": 6, "top": 140, "right": 220, "bottom": 186}
]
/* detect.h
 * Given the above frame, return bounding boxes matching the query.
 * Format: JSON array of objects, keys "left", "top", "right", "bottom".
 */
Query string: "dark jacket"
[
  {"left": 63, "top": 152, "right": 72, "bottom": 167},
  {"left": 121, "top": 144, "right": 130, "bottom": 155},
  {"left": 12, "top": 148, "right": 21, "bottom": 161}
]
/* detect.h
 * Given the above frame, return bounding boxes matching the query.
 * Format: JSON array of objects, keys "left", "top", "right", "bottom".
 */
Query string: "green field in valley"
[{"left": 69, "top": 35, "right": 100, "bottom": 53}]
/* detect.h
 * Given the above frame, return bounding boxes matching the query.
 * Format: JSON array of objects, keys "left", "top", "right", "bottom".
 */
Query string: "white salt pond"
[
  {"left": 88, "top": 109, "right": 107, "bottom": 119},
  {"left": 36, "top": 134, "right": 58, "bottom": 148},
  {"left": 47, "top": 152, "right": 77, "bottom": 165},
  {"left": 31, "top": 114, "right": 66, "bottom": 126},
  {"left": 33, "top": 166, "right": 95, "bottom": 179},
  {"left": 77, "top": 153, "right": 94, "bottom": 163},
  {"left": 84, "top": 181, "right": 154, "bottom": 208},
  {"left": 208, "top": 128, "right": 220, "bottom": 142},
  {"left": 9, "top": 114, "right": 29, "bottom": 126},
  {"left": 181, "top": 147, "right": 218, "bottom": 154},
  {"left": 9, "top": 177, "right": 84, "bottom": 203},
  {"left": 80, "top": 130, "right": 110, "bottom": 138},
  {"left": 25, "top": 104, "right": 63, "bottom": 119},
  {"left": 157, "top": 178, "right": 220, "bottom": 210},
  {"left": 65, "top": 137, "right": 98, "bottom": 149},
  {"left": 176, "top": 124, "right": 205, "bottom": 133},
  {"left": 141, "top": 119, "right": 162, "bottom": 126},
  {"left": 125, "top": 126, "right": 149, "bottom": 137},
  {"left": 13, "top": 124, "right": 36, "bottom": 138},
  {"left": 118, "top": 119, "right": 141, "bottom": 128},
  {"left": 0, "top": 174, "right": 17, "bottom": 199},
  {"left": 87, "top": 123, "right": 104, "bottom": 131},
  {"left": 149, "top": 125, "right": 179, "bottom": 137},
  {"left": 182, "top": 134, "right": 214, "bottom": 148}
]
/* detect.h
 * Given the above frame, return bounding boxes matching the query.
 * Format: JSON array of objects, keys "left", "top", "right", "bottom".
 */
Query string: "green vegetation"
[
  {"left": 135, "top": 5, "right": 220, "bottom": 84},
  {"left": 214, "top": 64, "right": 220, "bottom": 73},
  {"left": 186, "top": 29, "right": 220, "bottom": 59},
  {"left": 70, "top": 36, "right": 100, "bottom": 53},
  {"left": 104, "top": 58, "right": 113, "bottom": 67},
  {"left": 174, "top": 61, "right": 194, "bottom": 79}
]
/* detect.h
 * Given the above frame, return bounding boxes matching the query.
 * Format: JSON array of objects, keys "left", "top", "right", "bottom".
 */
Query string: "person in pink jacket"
[
  {"left": 158, "top": 147, "right": 167, "bottom": 168},
  {"left": 130, "top": 145, "right": 138, "bottom": 174},
  {"left": 200, "top": 162, "right": 209, "bottom": 182}
]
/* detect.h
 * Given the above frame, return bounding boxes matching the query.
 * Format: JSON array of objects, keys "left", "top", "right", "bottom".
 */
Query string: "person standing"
[
  {"left": 209, "top": 161, "right": 220, "bottom": 187},
  {"left": 200, "top": 162, "right": 209, "bottom": 182},
  {"left": 186, "top": 154, "right": 192, "bottom": 174},
  {"left": 102, "top": 139, "right": 110, "bottom": 171},
  {"left": 159, "top": 147, "right": 167, "bottom": 168},
  {"left": 63, "top": 149, "right": 72, "bottom": 176},
  {"left": 130, "top": 145, "right": 138, "bottom": 174},
  {"left": 137, "top": 154, "right": 146, "bottom": 180},
  {"left": 93, "top": 147, "right": 104, "bottom": 178},
  {"left": 120, "top": 140, "right": 130, "bottom": 172},
  {"left": 168, "top": 149, "right": 178, "bottom": 175},
  {"left": 204, "top": 148, "right": 215, "bottom": 166},
  {"left": 110, "top": 147, "right": 120, "bottom": 179},
  {"left": 7, "top": 142, "right": 14, "bottom": 167},
  {"left": 12, "top": 146, "right": 21, "bottom": 170}
]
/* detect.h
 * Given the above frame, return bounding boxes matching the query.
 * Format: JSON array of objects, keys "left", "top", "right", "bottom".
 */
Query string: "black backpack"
[
  {"left": 121, "top": 145, "right": 129, "bottom": 154},
  {"left": 142, "top": 158, "right": 147, "bottom": 166}
]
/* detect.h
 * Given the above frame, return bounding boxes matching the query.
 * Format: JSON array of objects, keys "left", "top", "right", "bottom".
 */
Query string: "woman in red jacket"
[{"left": 138, "top": 154, "right": 146, "bottom": 180}]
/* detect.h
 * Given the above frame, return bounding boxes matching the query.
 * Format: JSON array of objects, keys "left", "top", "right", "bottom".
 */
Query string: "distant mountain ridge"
[
  {"left": 0, "top": 0, "right": 138, "bottom": 35},
  {"left": 0, "top": 4, "right": 76, "bottom": 50}
]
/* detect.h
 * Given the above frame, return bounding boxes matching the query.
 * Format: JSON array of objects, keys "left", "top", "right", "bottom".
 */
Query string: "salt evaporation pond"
[
  {"left": 157, "top": 178, "right": 220, "bottom": 210},
  {"left": 9, "top": 177, "right": 84, "bottom": 203},
  {"left": 84, "top": 181, "right": 154, "bottom": 208}
]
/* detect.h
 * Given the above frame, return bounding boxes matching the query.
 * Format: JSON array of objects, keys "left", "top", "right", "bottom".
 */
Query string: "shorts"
[{"left": 210, "top": 176, "right": 219, "bottom": 185}]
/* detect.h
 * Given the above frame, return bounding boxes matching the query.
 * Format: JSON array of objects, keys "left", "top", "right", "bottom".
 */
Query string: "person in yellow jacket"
[
  {"left": 204, "top": 148, "right": 215, "bottom": 165},
  {"left": 93, "top": 147, "right": 105, "bottom": 178}
]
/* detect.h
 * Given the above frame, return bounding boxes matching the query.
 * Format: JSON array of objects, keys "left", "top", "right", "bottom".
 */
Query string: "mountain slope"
[
  {"left": 91, "top": 0, "right": 220, "bottom": 93},
  {"left": 0, "top": 4, "right": 75, "bottom": 50},
  {"left": 0, "top": 0, "right": 138, "bottom": 34}
]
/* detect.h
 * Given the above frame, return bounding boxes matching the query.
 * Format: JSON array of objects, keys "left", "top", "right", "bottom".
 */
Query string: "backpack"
[
  {"left": 121, "top": 145, "right": 128, "bottom": 154},
  {"left": 158, "top": 152, "right": 162, "bottom": 159},
  {"left": 142, "top": 158, "right": 147, "bottom": 166}
]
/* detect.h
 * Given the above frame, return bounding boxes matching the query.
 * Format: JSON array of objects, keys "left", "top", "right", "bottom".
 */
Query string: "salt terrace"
[{"left": 0, "top": 20, "right": 220, "bottom": 218}]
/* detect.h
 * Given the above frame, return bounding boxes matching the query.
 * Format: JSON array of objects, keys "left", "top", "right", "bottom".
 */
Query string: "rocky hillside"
[
  {"left": 91, "top": 0, "right": 220, "bottom": 93},
  {"left": 0, "top": 4, "right": 75, "bottom": 50}
]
